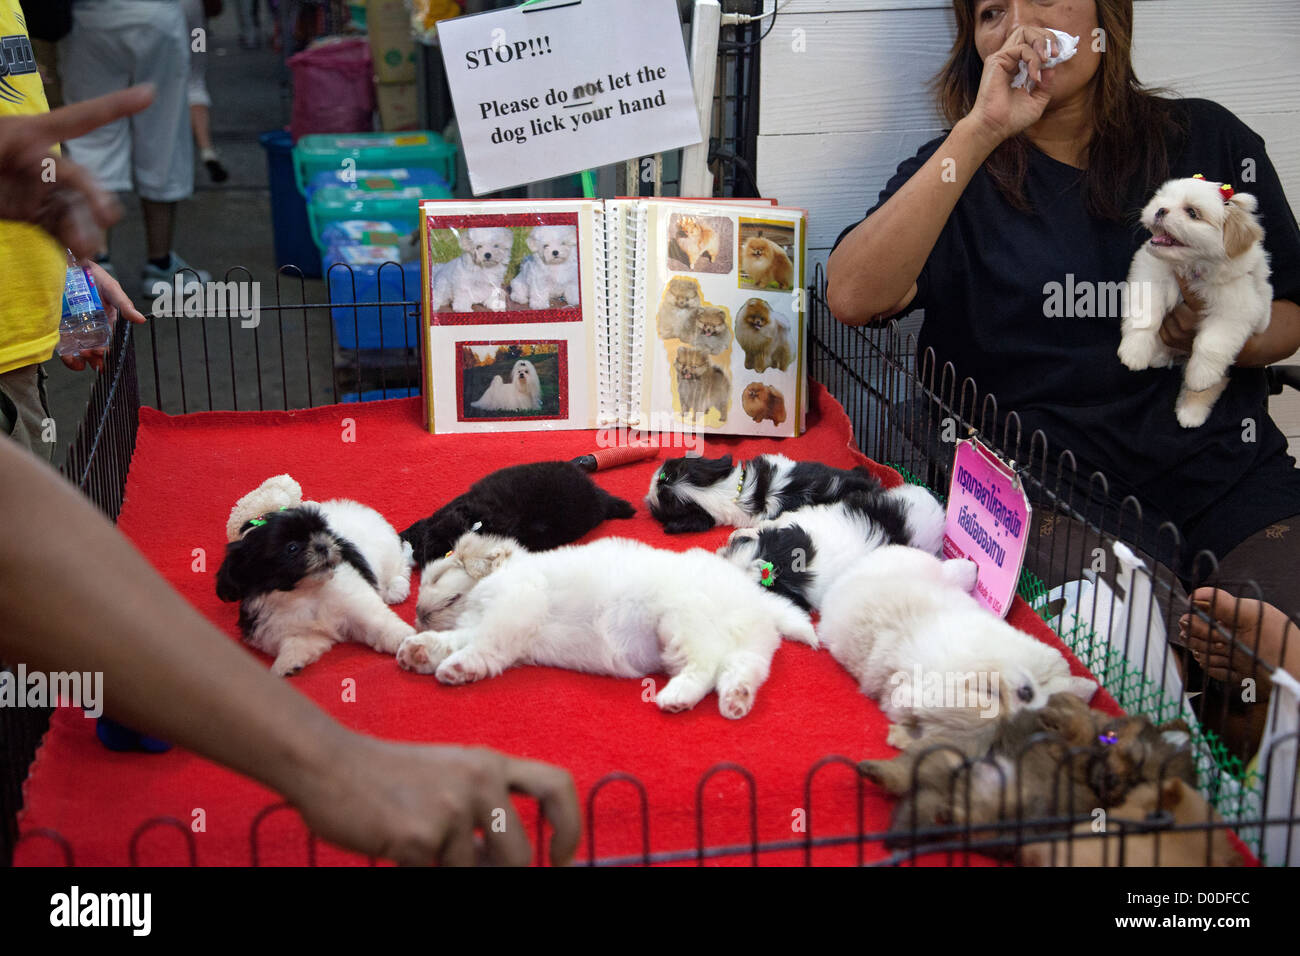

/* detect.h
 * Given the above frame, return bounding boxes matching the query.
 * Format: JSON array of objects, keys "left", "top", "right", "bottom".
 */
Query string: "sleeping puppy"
[
  {"left": 413, "top": 531, "right": 520, "bottom": 631},
  {"left": 399, "top": 534, "right": 816, "bottom": 719},
  {"left": 429, "top": 226, "right": 514, "bottom": 313},
  {"left": 741, "top": 382, "right": 786, "bottom": 425},
  {"left": 400, "top": 460, "right": 636, "bottom": 567},
  {"left": 717, "top": 484, "right": 946, "bottom": 612},
  {"left": 818, "top": 545, "right": 1097, "bottom": 743},
  {"left": 215, "top": 475, "right": 420, "bottom": 676},
  {"left": 646, "top": 452, "right": 881, "bottom": 534}
]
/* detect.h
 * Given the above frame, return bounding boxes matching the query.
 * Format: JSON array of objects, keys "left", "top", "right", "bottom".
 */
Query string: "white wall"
[{"left": 756, "top": 0, "right": 1300, "bottom": 446}]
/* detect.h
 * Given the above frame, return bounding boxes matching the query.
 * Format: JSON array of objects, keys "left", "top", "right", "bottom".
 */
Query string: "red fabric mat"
[{"left": 17, "top": 383, "right": 1120, "bottom": 866}]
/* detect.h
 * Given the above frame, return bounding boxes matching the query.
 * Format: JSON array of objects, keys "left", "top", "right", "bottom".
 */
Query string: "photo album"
[{"left": 417, "top": 198, "right": 808, "bottom": 437}]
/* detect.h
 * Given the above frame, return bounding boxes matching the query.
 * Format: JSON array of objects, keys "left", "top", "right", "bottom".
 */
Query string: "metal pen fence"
[{"left": 3, "top": 264, "right": 1297, "bottom": 866}]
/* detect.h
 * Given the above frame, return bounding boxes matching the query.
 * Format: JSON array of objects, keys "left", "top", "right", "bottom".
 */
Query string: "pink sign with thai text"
[{"left": 942, "top": 438, "right": 1032, "bottom": 618}]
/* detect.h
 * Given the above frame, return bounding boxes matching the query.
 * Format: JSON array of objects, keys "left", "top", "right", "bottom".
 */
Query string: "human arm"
[
  {"left": 0, "top": 439, "right": 580, "bottom": 866},
  {"left": 826, "top": 27, "right": 1057, "bottom": 324},
  {"left": 1159, "top": 283, "right": 1300, "bottom": 368},
  {"left": 1180, "top": 587, "right": 1300, "bottom": 683}
]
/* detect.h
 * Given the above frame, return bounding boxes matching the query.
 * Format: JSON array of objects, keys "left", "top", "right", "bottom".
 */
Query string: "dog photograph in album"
[
  {"left": 666, "top": 213, "right": 733, "bottom": 275},
  {"left": 458, "top": 342, "right": 566, "bottom": 421}
]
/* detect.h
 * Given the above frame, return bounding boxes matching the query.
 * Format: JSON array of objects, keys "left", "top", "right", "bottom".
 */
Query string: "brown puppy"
[
  {"left": 735, "top": 298, "right": 793, "bottom": 372},
  {"left": 1020, "top": 779, "right": 1242, "bottom": 867},
  {"left": 741, "top": 236, "right": 793, "bottom": 289},
  {"left": 673, "top": 346, "right": 730, "bottom": 422},
  {"left": 742, "top": 382, "right": 786, "bottom": 426}
]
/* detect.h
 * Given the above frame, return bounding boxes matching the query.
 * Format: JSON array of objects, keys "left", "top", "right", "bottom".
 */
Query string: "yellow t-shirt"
[{"left": 0, "top": 0, "right": 67, "bottom": 375}]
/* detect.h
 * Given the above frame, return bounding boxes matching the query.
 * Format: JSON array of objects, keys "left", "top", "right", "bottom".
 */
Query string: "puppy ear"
[
  {"left": 1063, "top": 676, "right": 1099, "bottom": 702},
  {"left": 458, "top": 231, "right": 474, "bottom": 252},
  {"left": 526, "top": 233, "right": 541, "bottom": 252},
  {"left": 1157, "top": 778, "right": 1185, "bottom": 811},
  {"left": 216, "top": 541, "right": 252, "bottom": 602},
  {"left": 1223, "top": 198, "right": 1264, "bottom": 258}
]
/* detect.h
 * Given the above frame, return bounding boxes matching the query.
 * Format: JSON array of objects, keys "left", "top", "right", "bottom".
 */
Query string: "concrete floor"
[{"left": 44, "top": 12, "right": 347, "bottom": 467}]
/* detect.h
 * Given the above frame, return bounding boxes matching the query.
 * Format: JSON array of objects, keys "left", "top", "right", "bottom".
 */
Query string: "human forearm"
[
  {"left": 1235, "top": 299, "right": 1300, "bottom": 368},
  {"left": 827, "top": 118, "right": 999, "bottom": 325},
  {"left": 0, "top": 439, "right": 342, "bottom": 806}
]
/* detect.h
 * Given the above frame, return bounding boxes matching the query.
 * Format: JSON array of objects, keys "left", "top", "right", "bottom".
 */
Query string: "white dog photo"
[
  {"left": 509, "top": 225, "right": 579, "bottom": 309},
  {"left": 397, "top": 534, "right": 816, "bottom": 719},
  {"left": 1118, "top": 176, "right": 1273, "bottom": 428},
  {"left": 818, "top": 545, "right": 1096, "bottom": 745},
  {"left": 471, "top": 359, "right": 543, "bottom": 412},
  {"left": 429, "top": 226, "right": 515, "bottom": 313}
]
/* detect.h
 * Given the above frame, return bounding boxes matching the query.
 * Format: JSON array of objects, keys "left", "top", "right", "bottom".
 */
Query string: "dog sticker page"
[
  {"left": 419, "top": 200, "right": 601, "bottom": 434},
  {"left": 638, "top": 201, "right": 807, "bottom": 438}
]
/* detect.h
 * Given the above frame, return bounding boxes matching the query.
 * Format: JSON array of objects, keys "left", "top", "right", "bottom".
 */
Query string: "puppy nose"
[
  {"left": 483, "top": 252, "right": 493, "bottom": 260},
  {"left": 1155, "top": 207, "right": 1167, "bottom": 221}
]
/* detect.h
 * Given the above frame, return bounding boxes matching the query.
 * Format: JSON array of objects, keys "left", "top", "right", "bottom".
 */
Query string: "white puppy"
[
  {"left": 430, "top": 226, "right": 514, "bottom": 313},
  {"left": 818, "top": 545, "right": 1096, "bottom": 744},
  {"left": 414, "top": 531, "right": 519, "bottom": 631},
  {"left": 1118, "top": 176, "right": 1272, "bottom": 428},
  {"left": 509, "top": 225, "right": 579, "bottom": 308},
  {"left": 398, "top": 534, "right": 817, "bottom": 719},
  {"left": 471, "top": 359, "right": 542, "bottom": 412}
]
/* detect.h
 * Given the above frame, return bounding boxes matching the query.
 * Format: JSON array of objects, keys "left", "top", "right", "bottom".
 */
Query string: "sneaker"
[{"left": 141, "top": 252, "right": 212, "bottom": 299}]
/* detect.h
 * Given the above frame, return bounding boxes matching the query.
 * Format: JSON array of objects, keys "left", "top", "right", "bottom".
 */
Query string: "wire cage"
[{"left": 3, "top": 259, "right": 1299, "bottom": 867}]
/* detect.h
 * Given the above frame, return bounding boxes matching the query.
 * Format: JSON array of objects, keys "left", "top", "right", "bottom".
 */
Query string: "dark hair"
[{"left": 935, "top": 0, "right": 1185, "bottom": 220}]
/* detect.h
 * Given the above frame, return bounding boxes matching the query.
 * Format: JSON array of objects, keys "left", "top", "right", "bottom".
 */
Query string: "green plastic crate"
[
  {"left": 293, "top": 131, "right": 458, "bottom": 194},
  {"left": 307, "top": 183, "right": 453, "bottom": 252}
]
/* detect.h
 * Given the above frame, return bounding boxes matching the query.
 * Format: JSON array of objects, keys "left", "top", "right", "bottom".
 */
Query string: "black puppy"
[
  {"left": 645, "top": 453, "right": 881, "bottom": 534},
  {"left": 400, "top": 460, "right": 636, "bottom": 566}
]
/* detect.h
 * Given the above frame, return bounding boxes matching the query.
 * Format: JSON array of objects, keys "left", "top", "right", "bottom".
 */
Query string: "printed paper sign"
[
  {"left": 436, "top": 0, "right": 702, "bottom": 195},
  {"left": 942, "top": 438, "right": 1032, "bottom": 618}
]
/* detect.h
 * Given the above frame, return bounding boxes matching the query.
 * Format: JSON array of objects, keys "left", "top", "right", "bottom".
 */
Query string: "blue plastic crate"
[{"left": 325, "top": 253, "right": 422, "bottom": 351}]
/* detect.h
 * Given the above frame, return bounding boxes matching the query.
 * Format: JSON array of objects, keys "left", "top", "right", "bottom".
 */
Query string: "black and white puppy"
[
  {"left": 645, "top": 453, "right": 881, "bottom": 534},
  {"left": 717, "top": 484, "right": 947, "bottom": 611},
  {"left": 400, "top": 460, "right": 636, "bottom": 567},
  {"left": 216, "top": 476, "right": 420, "bottom": 676}
]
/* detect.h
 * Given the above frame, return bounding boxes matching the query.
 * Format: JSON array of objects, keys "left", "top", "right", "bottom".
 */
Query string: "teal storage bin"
[
  {"left": 307, "top": 183, "right": 451, "bottom": 252},
  {"left": 293, "top": 131, "right": 459, "bottom": 193}
]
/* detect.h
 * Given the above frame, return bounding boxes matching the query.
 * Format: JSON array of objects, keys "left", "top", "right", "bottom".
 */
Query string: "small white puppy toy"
[{"left": 1011, "top": 28, "right": 1079, "bottom": 90}]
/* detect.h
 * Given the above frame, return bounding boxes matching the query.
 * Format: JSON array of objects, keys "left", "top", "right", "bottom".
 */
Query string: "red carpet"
[{"left": 17, "top": 383, "right": 1120, "bottom": 866}]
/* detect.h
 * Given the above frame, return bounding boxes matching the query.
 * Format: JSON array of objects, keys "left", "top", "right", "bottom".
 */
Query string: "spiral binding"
[
  {"left": 593, "top": 203, "right": 616, "bottom": 426},
  {"left": 623, "top": 202, "right": 649, "bottom": 428}
]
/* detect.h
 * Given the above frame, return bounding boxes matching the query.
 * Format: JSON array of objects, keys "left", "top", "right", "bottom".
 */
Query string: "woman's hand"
[
  {"left": 1157, "top": 275, "right": 1204, "bottom": 355},
  {"left": 1160, "top": 280, "right": 1300, "bottom": 367},
  {"left": 963, "top": 27, "right": 1058, "bottom": 146}
]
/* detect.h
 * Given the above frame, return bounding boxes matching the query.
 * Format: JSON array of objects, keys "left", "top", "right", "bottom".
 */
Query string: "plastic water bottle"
[{"left": 57, "top": 251, "right": 112, "bottom": 356}]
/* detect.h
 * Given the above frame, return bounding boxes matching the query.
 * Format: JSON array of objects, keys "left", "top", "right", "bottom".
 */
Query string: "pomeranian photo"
[
  {"left": 682, "top": 305, "right": 733, "bottom": 355},
  {"left": 673, "top": 346, "right": 731, "bottom": 423},
  {"left": 736, "top": 298, "right": 794, "bottom": 372},
  {"left": 740, "top": 235, "right": 794, "bottom": 290},
  {"left": 741, "top": 381, "right": 786, "bottom": 425},
  {"left": 656, "top": 276, "right": 703, "bottom": 340},
  {"left": 1118, "top": 175, "right": 1272, "bottom": 428},
  {"left": 675, "top": 215, "right": 721, "bottom": 269}
]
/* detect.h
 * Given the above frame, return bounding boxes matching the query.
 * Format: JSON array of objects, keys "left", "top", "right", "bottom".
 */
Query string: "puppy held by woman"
[{"left": 827, "top": 0, "right": 1300, "bottom": 762}]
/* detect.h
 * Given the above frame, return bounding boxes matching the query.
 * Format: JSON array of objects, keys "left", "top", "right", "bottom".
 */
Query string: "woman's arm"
[
  {"left": 826, "top": 27, "right": 1056, "bottom": 325},
  {"left": 0, "top": 439, "right": 580, "bottom": 865}
]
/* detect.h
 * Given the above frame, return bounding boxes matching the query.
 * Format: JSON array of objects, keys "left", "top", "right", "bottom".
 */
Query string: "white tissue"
[{"left": 1011, "top": 28, "right": 1079, "bottom": 90}]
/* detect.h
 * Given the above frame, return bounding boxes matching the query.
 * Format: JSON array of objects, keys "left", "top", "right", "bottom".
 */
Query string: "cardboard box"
[
  {"left": 376, "top": 81, "right": 419, "bottom": 131},
  {"left": 368, "top": 0, "right": 417, "bottom": 84}
]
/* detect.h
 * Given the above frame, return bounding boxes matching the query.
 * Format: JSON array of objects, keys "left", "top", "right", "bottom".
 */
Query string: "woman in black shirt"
[{"left": 827, "top": 0, "right": 1300, "bottom": 755}]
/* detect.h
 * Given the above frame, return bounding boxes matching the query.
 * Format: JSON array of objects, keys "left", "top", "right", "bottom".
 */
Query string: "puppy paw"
[
  {"left": 435, "top": 650, "right": 489, "bottom": 685},
  {"left": 271, "top": 659, "right": 306, "bottom": 677},
  {"left": 1117, "top": 334, "right": 1157, "bottom": 371},
  {"left": 719, "top": 683, "right": 754, "bottom": 719},
  {"left": 486, "top": 289, "right": 508, "bottom": 312},
  {"left": 382, "top": 575, "right": 411, "bottom": 605},
  {"left": 941, "top": 557, "right": 979, "bottom": 594},
  {"left": 885, "top": 721, "right": 922, "bottom": 750},
  {"left": 654, "top": 683, "right": 697, "bottom": 714},
  {"left": 396, "top": 632, "right": 454, "bottom": 674},
  {"left": 1175, "top": 399, "right": 1212, "bottom": 429}
]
